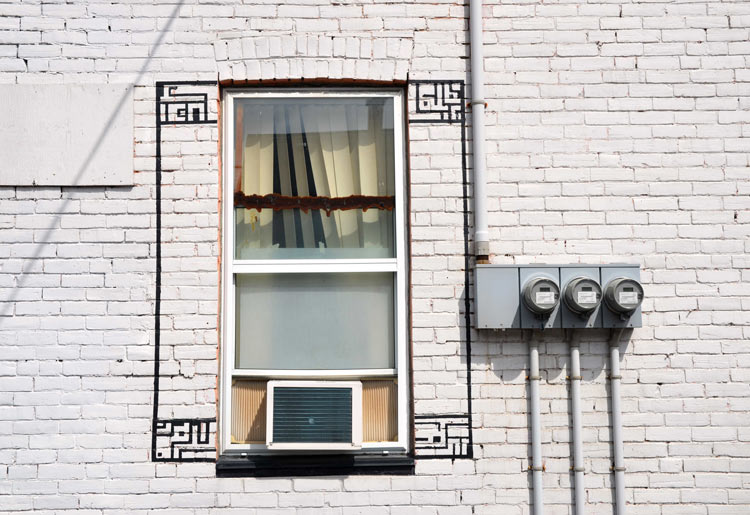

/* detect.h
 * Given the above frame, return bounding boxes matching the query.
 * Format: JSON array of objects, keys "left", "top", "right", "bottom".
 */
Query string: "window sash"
[
  {"left": 232, "top": 95, "right": 396, "bottom": 259},
  {"left": 232, "top": 369, "right": 397, "bottom": 378},
  {"left": 231, "top": 260, "right": 397, "bottom": 274},
  {"left": 221, "top": 88, "right": 408, "bottom": 453}
]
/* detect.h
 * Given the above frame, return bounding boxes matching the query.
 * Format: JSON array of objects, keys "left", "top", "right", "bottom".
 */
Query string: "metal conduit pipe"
[
  {"left": 569, "top": 342, "right": 585, "bottom": 515},
  {"left": 609, "top": 333, "right": 626, "bottom": 515},
  {"left": 469, "top": 0, "right": 489, "bottom": 259},
  {"left": 529, "top": 340, "right": 544, "bottom": 515}
]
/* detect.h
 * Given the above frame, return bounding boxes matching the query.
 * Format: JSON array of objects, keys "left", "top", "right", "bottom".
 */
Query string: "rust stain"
[{"left": 234, "top": 192, "right": 395, "bottom": 216}]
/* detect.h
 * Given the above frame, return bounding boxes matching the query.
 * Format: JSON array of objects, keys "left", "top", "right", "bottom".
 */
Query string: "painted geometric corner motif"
[
  {"left": 151, "top": 79, "right": 474, "bottom": 462},
  {"left": 152, "top": 81, "right": 218, "bottom": 462},
  {"left": 409, "top": 79, "right": 474, "bottom": 460}
]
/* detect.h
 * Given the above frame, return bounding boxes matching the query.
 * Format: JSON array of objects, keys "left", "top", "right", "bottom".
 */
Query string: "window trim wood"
[{"left": 219, "top": 88, "right": 409, "bottom": 455}]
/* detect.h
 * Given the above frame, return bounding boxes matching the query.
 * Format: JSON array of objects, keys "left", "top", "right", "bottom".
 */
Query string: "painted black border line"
[
  {"left": 410, "top": 80, "right": 474, "bottom": 460},
  {"left": 151, "top": 79, "right": 473, "bottom": 462},
  {"left": 152, "top": 80, "right": 218, "bottom": 463}
]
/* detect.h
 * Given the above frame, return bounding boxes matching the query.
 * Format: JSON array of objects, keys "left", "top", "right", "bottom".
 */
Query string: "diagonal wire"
[{"left": 0, "top": 0, "right": 186, "bottom": 317}]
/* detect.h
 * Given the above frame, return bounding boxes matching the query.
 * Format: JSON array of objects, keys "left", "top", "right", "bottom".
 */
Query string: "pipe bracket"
[
  {"left": 611, "top": 465, "right": 626, "bottom": 472},
  {"left": 609, "top": 374, "right": 622, "bottom": 380},
  {"left": 528, "top": 375, "right": 541, "bottom": 381},
  {"left": 572, "top": 466, "right": 585, "bottom": 472},
  {"left": 570, "top": 375, "right": 582, "bottom": 381}
]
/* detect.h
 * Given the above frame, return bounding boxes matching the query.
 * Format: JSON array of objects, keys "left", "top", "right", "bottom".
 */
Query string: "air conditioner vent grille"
[{"left": 272, "top": 387, "right": 352, "bottom": 444}]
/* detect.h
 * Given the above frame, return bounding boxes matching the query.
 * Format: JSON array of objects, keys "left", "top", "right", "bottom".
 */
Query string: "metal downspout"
[
  {"left": 470, "top": 0, "right": 489, "bottom": 260},
  {"left": 529, "top": 340, "right": 544, "bottom": 515},
  {"left": 610, "top": 333, "right": 626, "bottom": 515},
  {"left": 570, "top": 341, "right": 585, "bottom": 515}
]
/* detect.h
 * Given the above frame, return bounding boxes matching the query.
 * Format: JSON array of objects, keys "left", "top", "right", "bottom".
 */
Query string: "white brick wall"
[{"left": 1, "top": 0, "right": 750, "bottom": 513}]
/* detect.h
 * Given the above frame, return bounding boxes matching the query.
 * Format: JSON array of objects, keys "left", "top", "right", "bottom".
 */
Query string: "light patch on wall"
[{"left": 0, "top": 84, "right": 134, "bottom": 186}]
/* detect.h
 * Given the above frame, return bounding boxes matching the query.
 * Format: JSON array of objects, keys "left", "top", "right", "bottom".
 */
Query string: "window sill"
[{"left": 216, "top": 452, "right": 415, "bottom": 477}]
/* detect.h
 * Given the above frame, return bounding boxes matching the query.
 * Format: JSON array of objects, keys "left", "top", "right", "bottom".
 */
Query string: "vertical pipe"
[
  {"left": 570, "top": 342, "right": 584, "bottom": 515},
  {"left": 529, "top": 341, "right": 543, "bottom": 515},
  {"left": 610, "top": 341, "right": 626, "bottom": 515},
  {"left": 469, "top": 0, "right": 489, "bottom": 258}
]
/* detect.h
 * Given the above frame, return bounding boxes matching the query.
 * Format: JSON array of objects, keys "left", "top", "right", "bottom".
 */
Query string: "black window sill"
[{"left": 216, "top": 452, "right": 415, "bottom": 477}]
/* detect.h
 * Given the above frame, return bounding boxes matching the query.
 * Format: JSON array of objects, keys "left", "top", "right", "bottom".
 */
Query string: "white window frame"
[{"left": 220, "top": 88, "right": 409, "bottom": 454}]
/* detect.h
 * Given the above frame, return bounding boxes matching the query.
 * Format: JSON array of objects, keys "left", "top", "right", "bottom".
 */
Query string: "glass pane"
[
  {"left": 235, "top": 273, "right": 395, "bottom": 370},
  {"left": 233, "top": 97, "right": 395, "bottom": 259},
  {"left": 235, "top": 208, "right": 393, "bottom": 259}
]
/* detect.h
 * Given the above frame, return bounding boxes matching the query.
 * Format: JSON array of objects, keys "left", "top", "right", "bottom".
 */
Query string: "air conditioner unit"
[{"left": 266, "top": 381, "right": 363, "bottom": 450}]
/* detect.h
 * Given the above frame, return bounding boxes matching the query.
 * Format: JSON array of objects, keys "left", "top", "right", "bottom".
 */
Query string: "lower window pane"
[{"left": 235, "top": 273, "right": 395, "bottom": 370}]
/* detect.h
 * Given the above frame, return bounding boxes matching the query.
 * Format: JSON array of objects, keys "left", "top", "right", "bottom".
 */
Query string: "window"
[{"left": 221, "top": 89, "right": 408, "bottom": 459}]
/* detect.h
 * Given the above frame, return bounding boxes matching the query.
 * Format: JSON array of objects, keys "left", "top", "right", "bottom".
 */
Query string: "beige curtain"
[
  {"left": 236, "top": 102, "right": 393, "bottom": 250},
  {"left": 240, "top": 104, "right": 274, "bottom": 247}
]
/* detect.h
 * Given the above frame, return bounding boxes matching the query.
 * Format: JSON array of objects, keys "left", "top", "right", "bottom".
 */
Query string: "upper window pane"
[{"left": 233, "top": 97, "right": 396, "bottom": 259}]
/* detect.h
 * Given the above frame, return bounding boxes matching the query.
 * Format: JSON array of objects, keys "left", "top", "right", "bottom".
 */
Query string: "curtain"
[{"left": 235, "top": 101, "right": 394, "bottom": 253}]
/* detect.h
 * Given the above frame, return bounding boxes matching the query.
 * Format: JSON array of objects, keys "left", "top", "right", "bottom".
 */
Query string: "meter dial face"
[
  {"left": 563, "top": 277, "right": 602, "bottom": 315},
  {"left": 604, "top": 277, "right": 644, "bottom": 314},
  {"left": 523, "top": 277, "right": 560, "bottom": 315}
]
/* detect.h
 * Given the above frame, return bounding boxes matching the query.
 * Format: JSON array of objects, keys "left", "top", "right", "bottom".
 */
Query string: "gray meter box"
[
  {"left": 520, "top": 267, "right": 561, "bottom": 329},
  {"left": 475, "top": 264, "right": 642, "bottom": 330},
  {"left": 475, "top": 266, "right": 520, "bottom": 329},
  {"left": 560, "top": 267, "right": 602, "bottom": 329},
  {"left": 601, "top": 265, "right": 642, "bottom": 328}
]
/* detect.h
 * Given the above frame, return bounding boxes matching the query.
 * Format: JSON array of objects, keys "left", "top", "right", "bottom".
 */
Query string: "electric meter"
[
  {"left": 475, "top": 264, "right": 642, "bottom": 330},
  {"left": 603, "top": 277, "right": 643, "bottom": 314},
  {"left": 522, "top": 277, "right": 560, "bottom": 315},
  {"left": 563, "top": 277, "right": 602, "bottom": 315}
]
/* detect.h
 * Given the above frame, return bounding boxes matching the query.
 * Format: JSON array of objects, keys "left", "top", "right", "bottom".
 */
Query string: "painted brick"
[{"left": 0, "top": 0, "right": 749, "bottom": 513}]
